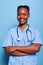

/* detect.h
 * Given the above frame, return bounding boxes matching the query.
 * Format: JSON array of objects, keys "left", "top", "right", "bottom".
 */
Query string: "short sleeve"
[
  {"left": 2, "top": 30, "right": 13, "bottom": 48},
  {"left": 32, "top": 29, "right": 42, "bottom": 45}
]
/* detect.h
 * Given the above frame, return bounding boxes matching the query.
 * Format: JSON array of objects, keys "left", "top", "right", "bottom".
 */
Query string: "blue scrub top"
[{"left": 2, "top": 25, "right": 42, "bottom": 65}]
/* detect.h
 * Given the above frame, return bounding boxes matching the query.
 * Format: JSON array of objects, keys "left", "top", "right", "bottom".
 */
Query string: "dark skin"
[{"left": 5, "top": 8, "right": 41, "bottom": 56}]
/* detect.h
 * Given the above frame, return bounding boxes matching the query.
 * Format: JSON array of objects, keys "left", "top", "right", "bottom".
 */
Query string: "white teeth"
[{"left": 20, "top": 19, "right": 24, "bottom": 21}]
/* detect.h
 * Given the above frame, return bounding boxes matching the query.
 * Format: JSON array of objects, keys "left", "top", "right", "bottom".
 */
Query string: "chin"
[
  {"left": 19, "top": 23, "right": 26, "bottom": 26},
  {"left": 19, "top": 21, "right": 27, "bottom": 25}
]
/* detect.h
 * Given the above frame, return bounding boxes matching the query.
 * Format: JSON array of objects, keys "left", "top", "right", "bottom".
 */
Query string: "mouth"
[{"left": 19, "top": 19, "right": 24, "bottom": 22}]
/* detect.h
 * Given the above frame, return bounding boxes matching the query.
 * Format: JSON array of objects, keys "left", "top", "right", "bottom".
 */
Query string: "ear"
[{"left": 28, "top": 13, "right": 30, "bottom": 18}]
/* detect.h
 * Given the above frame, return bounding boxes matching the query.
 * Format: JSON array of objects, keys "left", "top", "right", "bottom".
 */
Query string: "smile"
[{"left": 20, "top": 19, "right": 24, "bottom": 22}]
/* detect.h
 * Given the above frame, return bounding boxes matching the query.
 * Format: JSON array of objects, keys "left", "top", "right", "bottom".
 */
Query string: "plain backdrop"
[{"left": 0, "top": 0, "right": 43, "bottom": 65}]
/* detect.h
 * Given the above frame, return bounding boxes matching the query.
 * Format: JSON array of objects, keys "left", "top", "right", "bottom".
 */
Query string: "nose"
[{"left": 20, "top": 14, "right": 23, "bottom": 18}]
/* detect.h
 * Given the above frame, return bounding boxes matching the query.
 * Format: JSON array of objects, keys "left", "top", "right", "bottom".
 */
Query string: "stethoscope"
[{"left": 16, "top": 24, "right": 33, "bottom": 43}]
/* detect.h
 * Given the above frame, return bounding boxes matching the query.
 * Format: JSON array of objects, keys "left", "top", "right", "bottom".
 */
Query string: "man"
[{"left": 2, "top": 5, "right": 42, "bottom": 65}]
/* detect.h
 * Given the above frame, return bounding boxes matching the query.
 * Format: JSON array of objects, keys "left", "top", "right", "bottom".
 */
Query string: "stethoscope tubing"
[
  {"left": 26, "top": 28, "right": 32, "bottom": 42},
  {"left": 16, "top": 24, "right": 33, "bottom": 42}
]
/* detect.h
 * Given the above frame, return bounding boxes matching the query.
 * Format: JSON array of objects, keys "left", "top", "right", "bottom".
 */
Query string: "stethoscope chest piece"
[{"left": 16, "top": 37, "right": 21, "bottom": 42}]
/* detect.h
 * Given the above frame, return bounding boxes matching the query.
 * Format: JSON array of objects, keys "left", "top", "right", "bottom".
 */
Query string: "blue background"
[{"left": 0, "top": 0, "right": 43, "bottom": 65}]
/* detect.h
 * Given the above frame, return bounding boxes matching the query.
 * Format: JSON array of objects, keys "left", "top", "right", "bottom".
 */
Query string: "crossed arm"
[{"left": 4, "top": 43, "right": 41, "bottom": 56}]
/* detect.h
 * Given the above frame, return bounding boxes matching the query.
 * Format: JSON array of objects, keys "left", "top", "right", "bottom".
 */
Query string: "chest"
[{"left": 11, "top": 30, "right": 35, "bottom": 46}]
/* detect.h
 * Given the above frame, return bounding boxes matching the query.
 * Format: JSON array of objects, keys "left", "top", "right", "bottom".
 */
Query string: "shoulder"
[
  {"left": 10, "top": 26, "right": 17, "bottom": 32},
  {"left": 7, "top": 26, "right": 18, "bottom": 35},
  {"left": 29, "top": 25, "right": 39, "bottom": 33}
]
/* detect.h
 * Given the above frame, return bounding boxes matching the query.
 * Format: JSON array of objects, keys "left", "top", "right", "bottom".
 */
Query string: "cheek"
[
  {"left": 24, "top": 16, "right": 28, "bottom": 20},
  {"left": 17, "top": 16, "right": 20, "bottom": 20}
]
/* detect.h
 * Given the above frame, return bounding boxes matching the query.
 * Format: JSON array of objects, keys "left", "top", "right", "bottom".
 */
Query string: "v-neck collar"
[{"left": 18, "top": 24, "right": 29, "bottom": 33}]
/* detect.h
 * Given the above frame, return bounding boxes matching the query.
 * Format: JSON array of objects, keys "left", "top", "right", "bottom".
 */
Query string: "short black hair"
[{"left": 17, "top": 5, "right": 30, "bottom": 13}]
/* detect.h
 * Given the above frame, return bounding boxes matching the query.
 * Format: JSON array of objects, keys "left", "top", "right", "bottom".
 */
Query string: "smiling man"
[{"left": 2, "top": 5, "right": 42, "bottom": 65}]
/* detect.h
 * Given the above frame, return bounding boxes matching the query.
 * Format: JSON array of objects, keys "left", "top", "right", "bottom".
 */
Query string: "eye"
[{"left": 23, "top": 14, "right": 27, "bottom": 16}]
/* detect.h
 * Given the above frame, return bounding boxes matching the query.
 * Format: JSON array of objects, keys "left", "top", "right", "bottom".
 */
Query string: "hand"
[{"left": 5, "top": 46, "right": 16, "bottom": 54}]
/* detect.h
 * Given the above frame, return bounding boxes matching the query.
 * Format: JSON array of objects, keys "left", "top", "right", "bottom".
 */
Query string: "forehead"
[{"left": 18, "top": 8, "right": 28, "bottom": 13}]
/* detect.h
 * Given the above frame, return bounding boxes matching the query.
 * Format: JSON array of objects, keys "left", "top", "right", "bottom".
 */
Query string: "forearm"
[
  {"left": 4, "top": 47, "right": 27, "bottom": 56},
  {"left": 4, "top": 44, "right": 40, "bottom": 55},
  {"left": 10, "top": 51, "right": 27, "bottom": 56},
  {"left": 16, "top": 44, "right": 40, "bottom": 54}
]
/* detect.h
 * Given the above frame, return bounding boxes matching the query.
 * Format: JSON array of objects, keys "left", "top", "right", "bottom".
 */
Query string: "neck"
[{"left": 19, "top": 23, "right": 27, "bottom": 31}]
